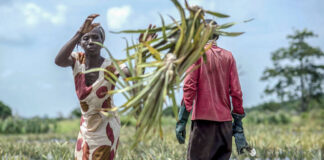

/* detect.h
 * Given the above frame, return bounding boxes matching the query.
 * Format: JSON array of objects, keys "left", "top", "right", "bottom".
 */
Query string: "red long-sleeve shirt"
[{"left": 183, "top": 45, "right": 244, "bottom": 121}]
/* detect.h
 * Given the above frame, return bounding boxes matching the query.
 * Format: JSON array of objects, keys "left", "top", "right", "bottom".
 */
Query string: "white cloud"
[
  {"left": 20, "top": 3, "right": 67, "bottom": 26},
  {"left": 0, "top": 2, "right": 67, "bottom": 45},
  {"left": 106, "top": 5, "right": 132, "bottom": 29}
]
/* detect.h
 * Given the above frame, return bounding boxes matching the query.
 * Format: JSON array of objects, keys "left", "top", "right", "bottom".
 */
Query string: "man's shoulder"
[
  {"left": 215, "top": 47, "right": 234, "bottom": 59},
  {"left": 218, "top": 47, "right": 232, "bottom": 54}
]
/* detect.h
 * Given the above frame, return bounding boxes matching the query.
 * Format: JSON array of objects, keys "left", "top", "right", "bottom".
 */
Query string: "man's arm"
[
  {"left": 176, "top": 58, "right": 200, "bottom": 144},
  {"left": 229, "top": 55, "right": 244, "bottom": 114},
  {"left": 183, "top": 58, "right": 201, "bottom": 112}
]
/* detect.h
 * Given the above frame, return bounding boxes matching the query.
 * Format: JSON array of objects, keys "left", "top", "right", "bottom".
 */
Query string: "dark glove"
[
  {"left": 232, "top": 112, "right": 249, "bottom": 154},
  {"left": 175, "top": 103, "right": 190, "bottom": 144}
]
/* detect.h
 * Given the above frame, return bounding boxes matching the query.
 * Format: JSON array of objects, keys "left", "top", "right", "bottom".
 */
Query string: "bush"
[
  {"left": 246, "top": 100, "right": 301, "bottom": 113},
  {"left": 0, "top": 117, "right": 23, "bottom": 133},
  {"left": 70, "top": 108, "right": 81, "bottom": 118},
  {"left": 23, "top": 117, "right": 51, "bottom": 133},
  {"left": 0, "top": 101, "right": 12, "bottom": 119},
  {"left": 120, "top": 116, "right": 137, "bottom": 126},
  {"left": 162, "top": 107, "right": 176, "bottom": 117},
  {"left": 0, "top": 117, "right": 56, "bottom": 134},
  {"left": 245, "top": 111, "right": 291, "bottom": 125}
]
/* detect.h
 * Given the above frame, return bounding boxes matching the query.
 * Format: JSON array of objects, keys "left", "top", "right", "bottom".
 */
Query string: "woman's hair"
[
  {"left": 93, "top": 25, "right": 105, "bottom": 43},
  {"left": 76, "top": 25, "right": 106, "bottom": 50}
]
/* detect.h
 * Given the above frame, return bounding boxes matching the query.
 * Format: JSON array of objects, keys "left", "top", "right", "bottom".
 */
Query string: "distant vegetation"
[
  {"left": 0, "top": 100, "right": 56, "bottom": 134},
  {"left": 70, "top": 107, "right": 81, "bottom": 118},
  {"left": 0, "top": 117, "right": 56, "bottom": 134},
  {"left": 0, "top": 100, "right": 12, "bottom": 119},
  {"left": 261, "top": 29, "right": 324, "bottom": 112}
]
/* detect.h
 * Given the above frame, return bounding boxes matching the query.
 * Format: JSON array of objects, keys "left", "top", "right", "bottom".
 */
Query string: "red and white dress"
[{"left": 72, "top": 52, "right": 124, "bottom": 160}]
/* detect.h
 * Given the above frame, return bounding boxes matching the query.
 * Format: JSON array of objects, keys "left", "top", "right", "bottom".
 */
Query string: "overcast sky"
[{"left": 0, "top": 0, "right": 323, "bottom": 118}]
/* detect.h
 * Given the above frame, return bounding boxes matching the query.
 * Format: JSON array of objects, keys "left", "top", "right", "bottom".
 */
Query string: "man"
[{"left": 176, "top": 19, "right": 249, "bottom": 160}]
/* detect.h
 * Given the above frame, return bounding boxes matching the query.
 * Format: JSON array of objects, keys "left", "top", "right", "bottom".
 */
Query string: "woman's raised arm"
[
  {"left": 55, "top": 32, "right": 82, "bottom": 67},
  {"left": 55, "top": 14, "right": 100, "bottom": 67}
]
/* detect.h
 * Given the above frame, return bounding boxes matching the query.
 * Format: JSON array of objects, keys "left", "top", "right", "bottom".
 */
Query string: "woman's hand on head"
[{"left": 79, "top": 14, "right": 101, "bottom": 35}]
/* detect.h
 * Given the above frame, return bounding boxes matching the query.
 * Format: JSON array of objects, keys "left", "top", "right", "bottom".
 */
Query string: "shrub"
[
  {"left": 245, "top": 111, "right": 291, "bottom": 125},
  {"left": 0, "top": 117, "right": 23, "bottom": 133},
  {"left": 0, "top": 117, "right": 55, "bottom": 134},
  {"left": 120, "top": 116, "right": 137, "bottom": 126},
  {"left": 0, "top": 101, "right": 12, "bottom": 119},
  {"left": 70, "top": 108, "right": 81, "bottom": 118},
  {"left": 162, "top": 107, "right": 176, "bottom": 117}
]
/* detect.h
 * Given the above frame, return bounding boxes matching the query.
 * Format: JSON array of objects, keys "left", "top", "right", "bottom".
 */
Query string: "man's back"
[{"left": 183, "top": 45, "right": 244, "bottom": 122}]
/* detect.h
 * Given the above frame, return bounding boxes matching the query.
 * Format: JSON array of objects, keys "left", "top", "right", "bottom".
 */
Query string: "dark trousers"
[{"left": 187, "top": 120, "right": 232, "bottom": 160}]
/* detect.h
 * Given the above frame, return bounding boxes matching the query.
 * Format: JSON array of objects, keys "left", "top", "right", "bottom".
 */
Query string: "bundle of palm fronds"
[{"left": 88, "top": 0, "right": 250, "bottom": 146}]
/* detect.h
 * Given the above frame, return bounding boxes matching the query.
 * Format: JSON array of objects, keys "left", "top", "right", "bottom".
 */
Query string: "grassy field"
[{"left": 0, "top": 113, "right": 323, "bottom": 160}]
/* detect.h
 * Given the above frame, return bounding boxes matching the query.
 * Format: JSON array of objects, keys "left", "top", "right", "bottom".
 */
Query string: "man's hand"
[
  {"left": 78, "top": 14, "right": 100, "bottom": 35},
  {"left": 139, "top": 24, "right": 158, "bottom": 43},
  {"left": 232, "top": 112, "right": 249, "bottom": 154},
  {"left": 175, "top": 103, "right": 190, "bottom": 144},
  {"left": 176, "top": 120, "right": 186, "bottom": 144},
  {"left": 233, "top": 130, "right": 249, "bottom": 154}
]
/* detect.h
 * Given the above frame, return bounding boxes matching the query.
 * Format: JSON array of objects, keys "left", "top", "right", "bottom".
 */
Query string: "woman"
[{"left": 55, "top": 14, "right": 127, "bottom": 160}]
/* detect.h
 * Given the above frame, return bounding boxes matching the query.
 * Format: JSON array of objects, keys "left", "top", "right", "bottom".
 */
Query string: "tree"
[
  {"left": 261, "top": 29, "right": 324, "bottom": 112},
  {"left": 70, "top": 107, "right": 81, "bottom": 118},
  {"left": 162, "top": 106, "right": 176, "bottom": 117},
  {"left": 0, "top": 100, "right": 12, "bottom": 119}
]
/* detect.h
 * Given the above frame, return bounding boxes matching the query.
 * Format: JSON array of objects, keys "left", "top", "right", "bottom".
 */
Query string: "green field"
[{"left": 0, "top": 110, "right": 323, "bottom": 160}]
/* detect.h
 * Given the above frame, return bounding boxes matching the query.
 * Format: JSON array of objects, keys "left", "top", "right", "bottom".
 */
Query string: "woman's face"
[{"left": 80, "top": 29, "right": 103, "bottom": 55}]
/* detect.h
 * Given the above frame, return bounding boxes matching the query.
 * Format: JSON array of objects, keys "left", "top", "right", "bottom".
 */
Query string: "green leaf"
[
  {"left": 110, "top": 25, "right": 174, "bottom": 34},
  {"left": 217, "top": 18, "right": 254, "bottom": 29},
  {"left": 138, "top": 61, "right": 164, "bottom": 68},
  {"left": 180, "top": 8, "right": 202, "bottom": 56},
  {"left": 215, "top": 31, "right": 245, "bottom": 37},
  {"left": 159, "top": 13, "right": 167, "bottom": 40},
  {"left": 125, "top": 72, "right": 154, "bottom": 81},
  {"left": 143, "top": 43, "right": 162, "bottom": 60},
  {"left": 108, "top": 81, "right": 144, "bottom": 95},
  {"left": 169, "top": 87, "right": 179, "bottom": 121},
  {"left": 94, "top": 42, "right": 130, "bottom": 86},
  {"left": 243, "top": 18, "right": 254, "bottom": 23},
  {"left": 124, "top": 38, "right": 135, "bottom": 77},
  {"left": 205, "top": 10, "right": 229, "bottom": 18},
  {"left": 217, "top": 22, "right": 236, "bottom": 29}
]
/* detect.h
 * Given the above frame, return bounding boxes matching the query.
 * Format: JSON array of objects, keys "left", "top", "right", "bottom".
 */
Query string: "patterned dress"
[{"left": 72, "top": 52, "right": 123, "bottom": 160}]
